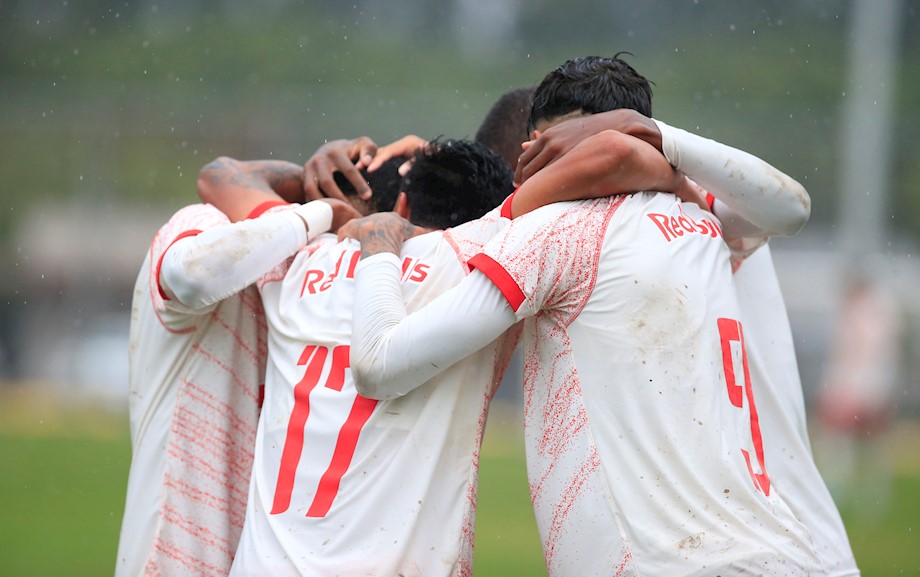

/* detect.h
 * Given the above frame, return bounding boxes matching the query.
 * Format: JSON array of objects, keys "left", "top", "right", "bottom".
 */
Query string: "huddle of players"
[{"left": 116, "top": 55, "right": 860, "bottom": 577}]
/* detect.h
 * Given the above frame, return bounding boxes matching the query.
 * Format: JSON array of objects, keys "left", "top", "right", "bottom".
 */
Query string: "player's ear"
[
  {"left": 393, "top": 192, "right": 411, "bottom": 219},
  {"left": 531, "top": 129, "right": 542, "bottom": 140}
]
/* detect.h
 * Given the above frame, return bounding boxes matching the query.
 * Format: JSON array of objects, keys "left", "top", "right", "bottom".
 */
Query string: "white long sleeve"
[
  {"left": 161, "top": 201, "right": 332, "bottom": 309},
  {"left": 351, "top": 253, "right": 517, "bottom": 400},
  {"left": 654, "top": 119, "right": 810, "bottom": 237}
]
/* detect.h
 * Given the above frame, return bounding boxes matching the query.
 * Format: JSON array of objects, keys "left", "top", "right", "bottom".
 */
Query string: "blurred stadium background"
[{"left": 1, "top": 0, "right": 919, "bottom": 575}]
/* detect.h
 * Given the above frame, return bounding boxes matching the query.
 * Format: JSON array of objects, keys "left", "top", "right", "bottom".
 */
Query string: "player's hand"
[
  {"left": 366, "top": 134, "right": 428, "bottom": 176},
  {"left": 318, "top": 198, "right": 363, "bottom": 233},
  {"left": 337, "top": 212, "right": 422, "bottom": 257},
  {"left": 515, "top": 109, "right": 664, "bottom": 185},
  {"left": 510, "top": 130, "right": 682, "bottom": 218},
  {"left": 303, "top": 137, "right": 378, "bottom": 202}
]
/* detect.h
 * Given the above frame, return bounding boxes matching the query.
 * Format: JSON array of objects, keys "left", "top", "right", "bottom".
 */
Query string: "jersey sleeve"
[
  {"left": 350, "top": 253, "right": 517, "bottom": 400},
  {"left": 159, "top": 201, "right": 332, "bottom": 310},
  {"left": 654, "top": 119, "right": 810, "bottom": 237},
  {"left": 441, "top": 195, "right": 514, "bottom": 268},
  {"left": 470, "top": 198, "right": 617, "bottom": 322},
  {"left": 149, "top": 205, "right": 232, "bottom": 318}
]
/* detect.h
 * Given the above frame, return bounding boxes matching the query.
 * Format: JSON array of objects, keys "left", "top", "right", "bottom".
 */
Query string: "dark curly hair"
[
  {"left": 403, "top": 138, "right": 514, "bottom": 230},
  {"left": 528, "top": 53, "right": 653, "bottom": 133}
]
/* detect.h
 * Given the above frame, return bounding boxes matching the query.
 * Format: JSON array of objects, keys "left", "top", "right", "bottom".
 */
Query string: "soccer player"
[
  {"left": 172, "top": 139, "right": 519, "bottom": 577},
  {"left": 114, "top": 158, "right": 357, "bottom": 577},
  {"left": 516, "top": 107, "right": 860, "bottom": 576},
  {"left": 347, "top": 56, "right": 824, "bottom": 575},
  {"left": 115, "top": 204, "right": 265, "bottom": 577}
]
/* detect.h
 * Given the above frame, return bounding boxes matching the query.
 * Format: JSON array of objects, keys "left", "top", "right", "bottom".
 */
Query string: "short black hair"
[
  {"left": 334, "top": 156, "right": 408, "bottom": 213},
  {"left": 528, "top": 54, "right": 653, "bottom": 133},
  {"left": 403, "top": 138, "right": 514, "bottom": 230},
  {"left": 475, "top": 86, "right": 536, "bottom": 171}
]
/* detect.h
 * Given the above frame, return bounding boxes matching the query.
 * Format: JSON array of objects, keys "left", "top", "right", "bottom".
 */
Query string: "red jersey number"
[
  {"left": 717, "top": 318, "right": 771, "bottom": 496},
  {"left": 271, "top": 344, "right": 378, "bottom": 517}
]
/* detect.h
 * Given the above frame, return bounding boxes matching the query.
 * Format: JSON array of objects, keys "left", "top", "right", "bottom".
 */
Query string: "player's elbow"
[
  {"left": 351, "top": 364, "right": 402, "bottom": 401},
  {"left": 773, "top": 181, "right": 811, "bottom": 236},
  {"left": 197, "top": 156, "right": 236, "bottom": 205},
  {"left": 160, "top": 253, "right": 214, "bottom": 310},
  {"left": 160, "top": 236, "right": 236, "bottom": 310}
]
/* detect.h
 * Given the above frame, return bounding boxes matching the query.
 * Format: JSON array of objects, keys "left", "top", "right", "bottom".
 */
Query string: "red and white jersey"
[
  {"left": 735, "top": 246, "right": 859, "bottom": 576},
  {"left": 116, "top": 204, "right": 264, "bottom": 577},
  {"left": 230, "top": 223, "right": 515, "bottom": 577},
  {"left": 442, "top": 201, "right": 512, "bottom": 271},
  {"left": 471, "top": 194, "right": 821, "bottom": 576}
]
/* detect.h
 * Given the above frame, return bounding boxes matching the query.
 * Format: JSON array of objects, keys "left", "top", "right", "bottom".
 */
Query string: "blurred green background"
[
  {"left": 2, "top": 1, "right": 920, "bottom": 575},
  {"left": 2, "top": 1, "right": 920, "bottom": 257}
]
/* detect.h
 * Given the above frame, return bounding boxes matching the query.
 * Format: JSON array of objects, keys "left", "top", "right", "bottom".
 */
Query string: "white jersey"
[
  {"left": 471, "top": 194, "right": 821, "bottom": 576},
  {"left": 735, "top": 246, "right": 860, "bottom": 576},
  {"left": 230, "top": 208, "right": 517, "bottom": 577},
  {"left": 116, "top": 204, "right": 264, "bottom": 577}
]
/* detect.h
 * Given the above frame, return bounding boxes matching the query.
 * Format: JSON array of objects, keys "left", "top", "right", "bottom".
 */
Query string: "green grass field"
[{"left": 1, "top": 386, "right": 918, "bottom": 576}]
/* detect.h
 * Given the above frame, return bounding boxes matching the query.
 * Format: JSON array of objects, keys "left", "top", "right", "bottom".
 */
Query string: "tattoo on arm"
[
  {"left": 357, "top": 215, "right": 416, "bottom": 258},
  {"left": 257, "top": 161, "right": 303, "bottom": 191},
  {"left": 229, "top": 160, "right": 301, "bottom": 192},
  {"left": 203, "top": 158, "right": 302, "bottom": 195}
]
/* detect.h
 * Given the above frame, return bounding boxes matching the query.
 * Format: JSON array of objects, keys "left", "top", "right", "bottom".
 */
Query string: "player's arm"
[
  {"left": 198, "top": 138, "right": 379, "bottom": 221},
  {"left": 160, "top": 200, "right": 356, "bottom": 309},
  {"left": 515, "top": 108, "right": 662, "bottom": 184},
  {"left": 510, "top": 130, "right": 681, "bottom": 218},
  {"left": 198, "top": 157, "right": 307, "bottom": 222},
  {"left": 653, "top": 118, "right": 809, "bottom": 237},
  {"left": 345, "top": 213, "right": 517, "bottom": 400},
  {"left": 516, "top": 109, "right": 810, "bottom": 237}
]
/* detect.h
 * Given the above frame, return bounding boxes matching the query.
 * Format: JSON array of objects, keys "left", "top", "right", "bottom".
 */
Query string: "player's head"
[
  {"left": 475, "top": 86, "right": 536, "bottom": 171},
  {"left": 334, "top": 157, "right": 408, "bottom": 216},
  {"left": 402, "top": 138, "right": 514, "bottom": 230},
  {"left": 528, "top": 54, "right": 653, "bottom": 134}
]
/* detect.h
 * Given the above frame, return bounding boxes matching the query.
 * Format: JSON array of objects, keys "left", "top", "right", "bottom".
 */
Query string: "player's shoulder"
[
  {"left": 157, "top": 203, "right": 229, "bottom": 240},
  {"left": 401, "top": 229, "right": 446, "bottom": 253},
  {"left": 522, "top": 196, "right": 621, "bottom": 221},
  {"left": 170, "top": 203, "right": 228, "bottom": 226},
  {"left": 400, "top": 230, "right": 467, "bottom": 273},
  {"left": 618, "top": 190, "right": 677, "bottom": 210},
  {"left": 505, "top": 197, "right": 619, "bottom": 239}
]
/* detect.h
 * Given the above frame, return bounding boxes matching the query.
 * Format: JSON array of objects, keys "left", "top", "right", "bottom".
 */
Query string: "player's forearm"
[
  {"left": 198, "top": 157, "right": 305, "bottom": 222},
  {"left": 161, "top": 202, "right": 332, "bottom": 308},
  {"left": 654, "top": 120, "right": 810, "bottom": 237},
  {"left": 512, "top": 131, "right": 678, "bottom": 218},
  {"left": 351, "top": 255, "right": 515, "bottom": 400}
]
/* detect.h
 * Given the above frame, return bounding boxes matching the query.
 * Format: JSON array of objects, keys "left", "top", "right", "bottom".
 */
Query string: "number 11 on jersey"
[
  {"left": 271, "top": 344, "right": 378, "bottom": 517},
  {"left": 717, "top": 318, "right": 771, "bottom": 496}
]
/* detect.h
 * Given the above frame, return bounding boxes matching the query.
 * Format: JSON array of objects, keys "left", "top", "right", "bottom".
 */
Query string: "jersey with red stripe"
[
  {"left": 230, "top": 226, "right": 514, "bottom": 577},
  {"left": 471, "top": 194, "right": 821, "bottom": 576},
  {"left": 735, "top": 246, "right": 859, "bottom": 575},
  {"left": 116, "top": 204, "right": 264, "bottom": 577},
  {"left": 441, "top": 197, "right": 513, "bottom": 268}
]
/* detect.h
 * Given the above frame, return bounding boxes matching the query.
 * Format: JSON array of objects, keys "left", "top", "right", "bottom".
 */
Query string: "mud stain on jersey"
[{"left": 677, "top": 532, "right": 704, "bottom": 550}]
